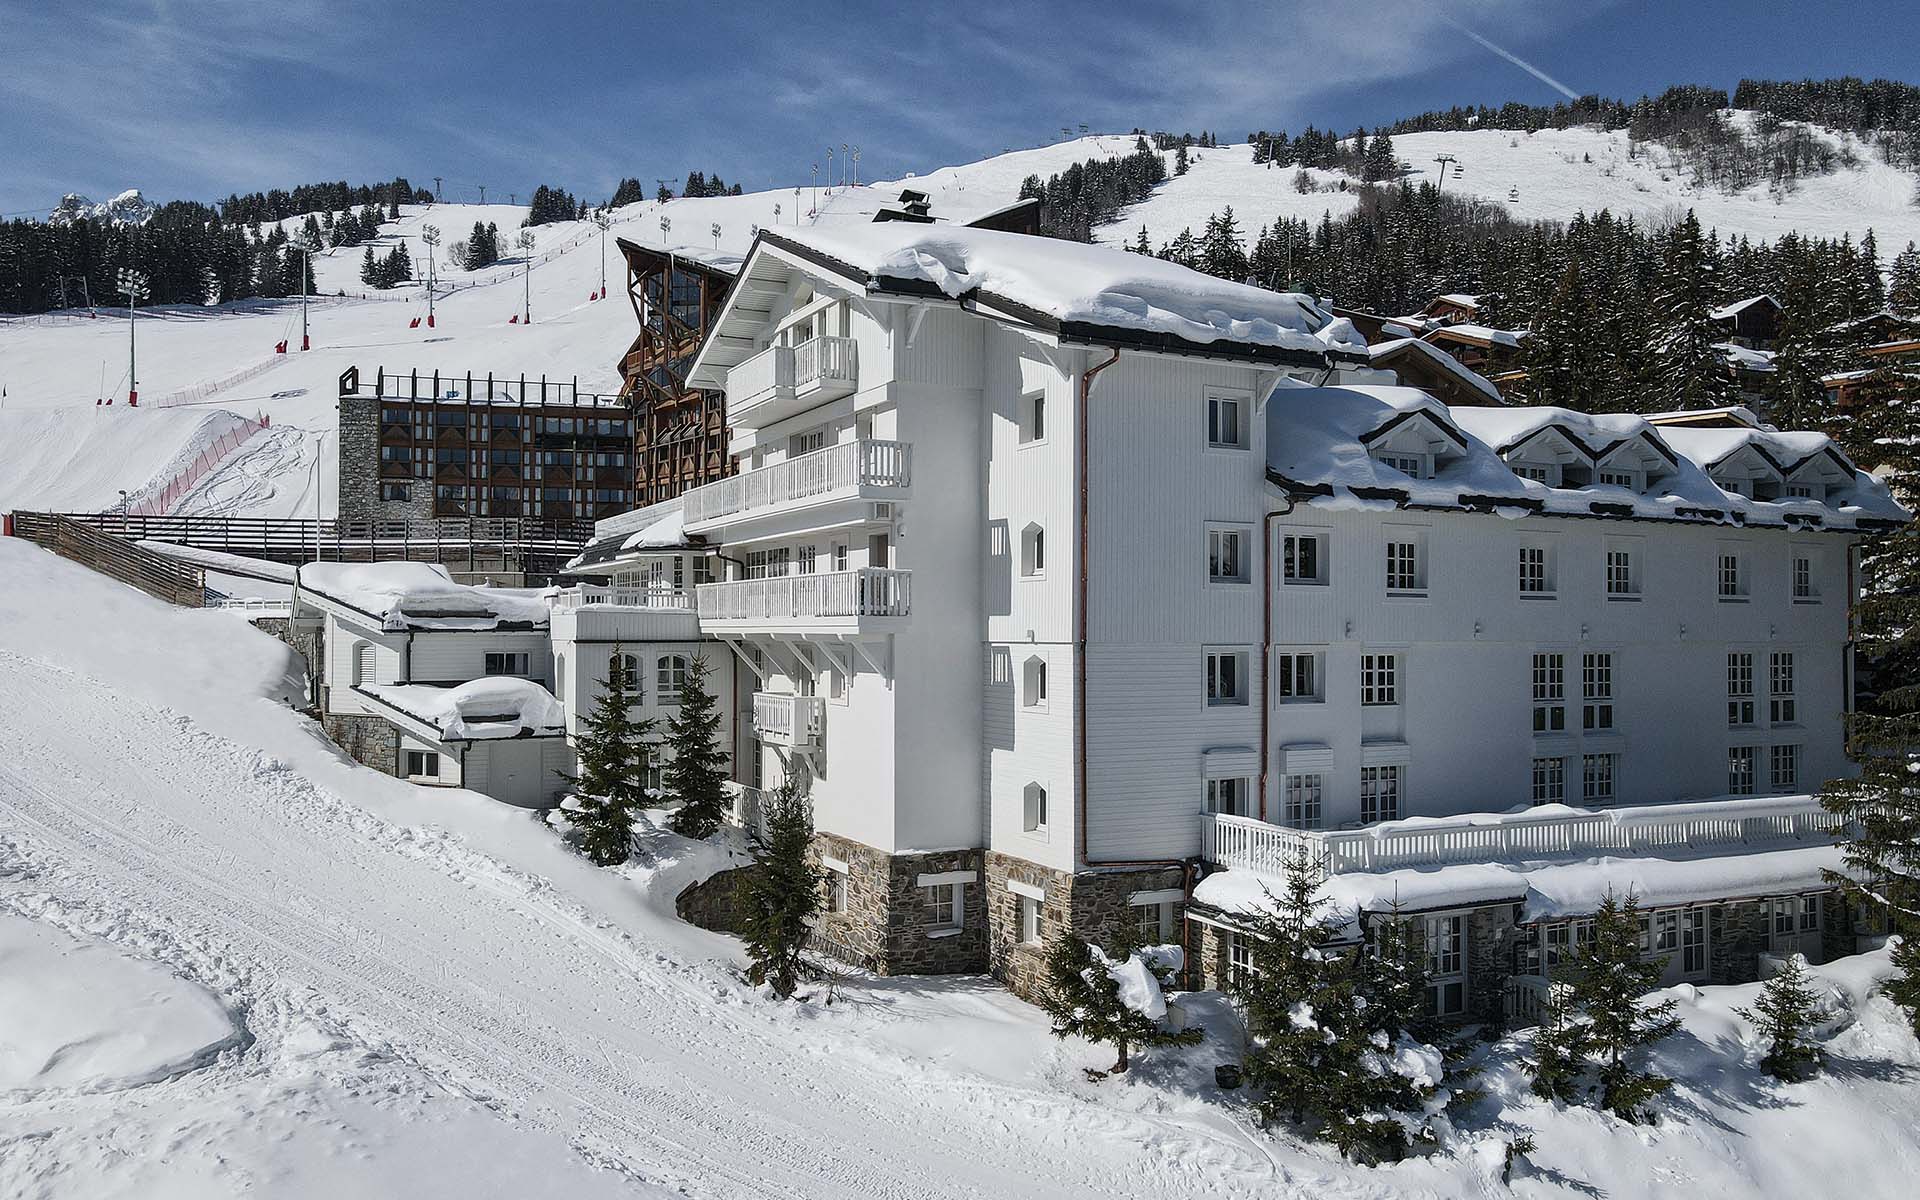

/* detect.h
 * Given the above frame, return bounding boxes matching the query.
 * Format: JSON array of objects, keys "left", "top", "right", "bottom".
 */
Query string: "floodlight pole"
[{"left": 518, "top": 230, "right": 535, "bottom": 324}]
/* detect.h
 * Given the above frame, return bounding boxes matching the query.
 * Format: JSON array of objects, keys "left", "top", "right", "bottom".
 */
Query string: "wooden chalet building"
[
  {"left": 1709, "top": 295, "right": 1782, "bottom": 349},
  {"left": 617, "top": 239, "right": 742, "bottom": 507}
]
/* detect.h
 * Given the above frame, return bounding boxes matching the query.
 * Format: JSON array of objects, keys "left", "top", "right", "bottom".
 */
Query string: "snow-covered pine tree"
[
  {"left": 563, "top": 646, "right": 656, "bottom": 866},
  {"left": 1039, "top": 932, "right": 1201, "bottom": 1075},
  {"left": 1363, "top": 131, "right": 1397, "bottom": 182},
  {"left": 1173, "top": 142, "right": 1189, "bottom": 176},
  {"left": 1161, "top": 227, "right": 1200, "bottom": 270},
  {"left": 1737, "top": 954, "right": 1826, "bottom": 1080},
  {"left": 1569, "top": 890, "right": 1681, "bottom": 1122},
  {"left": 1647, "top": 211, "right": 1738, "bottom": 413},
  {"left": 360, "top": 245, "right": 377, "bottom": 287},
  {"left": 1523, "top": 259, "right": 1595, "bottom": 409},
  {"left": 664, "top": 654, "right": 731, "bottom": 839},
  {"left": 1235, "top": 843, "right": 1341, "bottom": 1126},
  {"left": 610, "top": 177, "right": 645, "bottom": 207},
  {"left": 1527, "top": 974, "right": 1590, "bottom": 1103},
  {"left": 1199, "top": 208, "right": 1249, "bottom": 281},
  {"left": 1889, "top": 242, "right": 1920, "bottom": 313},
  {"left": 1131, "top": 225, "right": 1151, "bottom": 255},
  {"left": 740, "top": 776, "right": 822, "bottom": 999}
]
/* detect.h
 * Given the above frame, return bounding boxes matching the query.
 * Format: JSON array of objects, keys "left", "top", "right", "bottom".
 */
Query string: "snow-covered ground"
[{"left": 5, "top": 535, "right": 1920, "bottom": 1198}]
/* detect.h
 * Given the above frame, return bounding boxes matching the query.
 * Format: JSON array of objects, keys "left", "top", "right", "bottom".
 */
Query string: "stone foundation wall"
[
  {"left": 323, "top": 712, "right": 400, "bottom": 776},
  {"left": 807, "top": 833, "right": 988, "bottom": 976},
  {"left": 982, "top": 852, "right": 1187, "bottom": 1002},
  {"left": 676, "top": 864, "right": 761, "bottom": 935},
  {"left": 1711, "top": 901, "right": 1770, "bottom": 985},
  {"left": 256, "top": 616, "right": 324, "bottom": 710},
  {"left": 1466, "top": 904, "right": 1520, "bottom": 1030}
]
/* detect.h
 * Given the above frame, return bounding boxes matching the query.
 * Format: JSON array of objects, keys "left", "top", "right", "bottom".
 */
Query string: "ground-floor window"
[
  {"left": 1361, "top": 764, "right": 1402, "bottom": 824},
  {"left": 1227, "top": 931, "right": 1255, "bottom": 989},
  {"left": 1133, "top": 901, "right": 1170, "bottom": 944},
  {"left": 1018, "top": 894, "right": 1042, "bottom": 944},
  {"left": 1681, "top": 909, "right": 1706, "bottom": 975},
  {"left": 404, "top": 750, "right": 439, "bottom": 779},
  {"left": 924, "top": 883, "right": 961, "bottom": 931},
  {"left": 1530, "top": 757, "right": 1566, "bottom": 806},
  {"left": 1283, "top": 773, "right": 1323, "bottom": 829},
  {"left": 1425, "top": 914, "right": 1467, "bottom": 1016},
  {"left": 825, "top": 865, "right": 849, "bottom": 914},
  {"left": 1205, "top": 777, "right": 1250, "bottom": 817}
]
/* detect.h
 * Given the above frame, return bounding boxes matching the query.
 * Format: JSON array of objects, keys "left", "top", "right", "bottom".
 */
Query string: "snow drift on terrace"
[
  {"left": 1267, "top": 380, "right": 1906, "bottom": 527},
  {"left": 298, "top": 561, "right": 549, "bottom": 629},
  {"left": 773, "top": 223, "right": 1366, "bottom": 356},
  {"left": 0, "top": 913, "right": 241, "bottom": 1092},
  {"left": 624, "top": 507, "right": 685, "bottom": 549},
  {"left": 0, "top": 407, "right": 252, "bottom": 514},
  {"left": 363, "top": 677, "right": 566, "bottom": 741},
  {"left": 138, "top": 540, "right": 297, "bottom": 583}
]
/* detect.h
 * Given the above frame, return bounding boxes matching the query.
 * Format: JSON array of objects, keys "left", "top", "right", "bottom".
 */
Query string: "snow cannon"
[
  {"left": 301, "top": 334, "right": 310, "bottom": 351},
  {"left": 275, "top": 340, "right": 288, "bottom": 354},
  {"left": 408, "top": 317, "right": 421, "bottom": 329},
  {"left": 509, "top": 314, "right": 519, "bottom": 324}
]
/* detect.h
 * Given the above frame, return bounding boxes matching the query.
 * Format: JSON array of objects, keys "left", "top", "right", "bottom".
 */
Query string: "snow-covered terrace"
[
  {"left": 297, "top": 561, "right": 551, "bottom": 632},
  {"left": 1265, "top": 382, "right": 1906, "bottom": 531},
  {"left": 357, "top": 678, "right": 566, "bottom": 743}
]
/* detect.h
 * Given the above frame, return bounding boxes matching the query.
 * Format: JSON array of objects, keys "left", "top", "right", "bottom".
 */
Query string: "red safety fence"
[{"left": 126, "top": 414, "right": 272, "bottom": 517}]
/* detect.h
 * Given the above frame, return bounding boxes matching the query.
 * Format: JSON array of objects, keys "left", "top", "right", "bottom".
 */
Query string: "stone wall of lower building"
[
  {"left": 1466, "top": 904, "right": 1520, "bottom": 1030},
  {"left": 1711, "top": 901, "right": 1771, "bottom": 985},
  {"left": 807, "top": 832, "right": 988, "bottom": 976},
  {"left": 256, "top": 616, "right": 324, "bottom": 710},
  {"left": 336, "top": 393, "right": 435, "bottom": 523},
  {"left": 324, "top": 711, "right": 400, "bottom": 776},
  {"left": 982, "top": 852, "right": 1187, "bottom": 1003},
  {"left": 676, "top": 864, "right": 761, "bottom": 935}
]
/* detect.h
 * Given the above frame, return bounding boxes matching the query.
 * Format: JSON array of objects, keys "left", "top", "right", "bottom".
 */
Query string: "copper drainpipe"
[{"left": 1257, "top": 499, "right": 1295, "bottom": 823}]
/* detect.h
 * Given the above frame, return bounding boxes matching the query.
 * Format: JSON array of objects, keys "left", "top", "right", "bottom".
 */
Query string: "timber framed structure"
[{"left": 617, "top": 238, "right": 737, "bottom": 506}]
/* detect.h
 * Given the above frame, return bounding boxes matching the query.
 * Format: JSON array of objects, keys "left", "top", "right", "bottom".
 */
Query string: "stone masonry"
[
  {"left": 323, "top": 711, "right": 401, "bottom": 776},
  {"left": 337, "top": 393, "right": 434, "bottom": 523},
  {"left": 984, "top": 851, "right": 1187, "bottom": 1002},
  {"left": 808, "top": 832, "right": 988, "bottom": 976}
]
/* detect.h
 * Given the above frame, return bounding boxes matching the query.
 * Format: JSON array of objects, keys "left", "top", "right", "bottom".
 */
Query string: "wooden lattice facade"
[{"left": 617, "top": 239, "right": 736, "bottom": 505}]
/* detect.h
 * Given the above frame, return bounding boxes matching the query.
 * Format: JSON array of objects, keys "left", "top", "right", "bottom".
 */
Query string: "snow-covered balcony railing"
[
  {"left": 727, "top": 782, "right": 770, "bottom": 838},
  {"left": 1504, "top": 976, "right": 1553, "bottom": 1026},
  {"left": 549, "top": 583, "right": 694, "bottom": 612},
  {"left": 725, "top": 336, "right": 858, "bottom": 427},
  {"left": 1201, "top": 794, "right": 1843, "bottom": 878},
  {"left": 681, "top": 439, "right": 910, "bottom": 528},
  {"left": 752, "top": 692, "right": 825, "bottom": 751},
  {"left": 695, "top": 567, "right": 911, "bottom": 632}
]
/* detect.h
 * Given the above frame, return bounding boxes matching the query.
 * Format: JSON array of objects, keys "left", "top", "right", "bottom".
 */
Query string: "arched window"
[
  {"left": 1023, "top": 782, "right": 1048, "bottom": 832},
  {"left": 609, "top": 652, "right": 641, "bottom": 697},
  {"left": 1023, "top": 655, "right": 1047, "bottom": 709},
  {"left": 658, "top": 655, "right": 690, "bottom": 704},
  {"left": 1020, "top": 523, "right": 1045, "bottom": 577}
]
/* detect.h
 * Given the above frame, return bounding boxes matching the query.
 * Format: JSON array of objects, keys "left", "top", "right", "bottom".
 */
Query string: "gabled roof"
[
  {"left": 687, "top": 225, "right": 1367, "bottom": 389},
  {"left": 1709, "top": 294, "right": 1782, "bottom": 321},
  {"left": 1423, "top": 323, "right": 1527, "bottom": 350},
  {"left": 1368, "top": 336, "right": 1505, "bottom": 404}
]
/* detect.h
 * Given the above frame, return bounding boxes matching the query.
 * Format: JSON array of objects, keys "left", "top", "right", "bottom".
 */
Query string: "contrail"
[{"left": 1440, "top": 15, "right": 1581, "bottom": 100}]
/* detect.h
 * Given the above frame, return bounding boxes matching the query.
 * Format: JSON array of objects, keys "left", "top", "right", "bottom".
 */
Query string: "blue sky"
[{"left": 1, "top": 0, "right": 1914, "bottom": 217}]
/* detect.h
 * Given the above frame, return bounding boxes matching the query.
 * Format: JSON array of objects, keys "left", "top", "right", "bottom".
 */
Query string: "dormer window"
[
  {"left": 1376, "top": 452, "right": 1427, "bottom": 479},
  {"left": 1511, "top": 462, "right": 1557, "bottom": 485},
  {"left": 1784, "top": 482, "right": 1818, "bottom": 500},
  {"left": 1597, "top": 469, "right": 1639, "bottom": 490}
]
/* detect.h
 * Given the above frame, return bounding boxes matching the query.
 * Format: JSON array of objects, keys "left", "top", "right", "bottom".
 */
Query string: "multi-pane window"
[
  {"left": 1799, "top": 895, "right": 1820, "bottom": 934},
  {"left": 745, "top": 548, "right": 791, "bottom": 578},
  {"left": 1426, "top": 915, "right": 1466, "bottom": 1016},
  {"left": 1727, "top": 653, "right": 1756, "bottom": 726},
  {"left": 1606, "top": 546, "right": 1638, "bottom": 598},
  {"left": 1133, "top": 901, "right": 1170, "bottom": 944},
  {"left": 1228, "top": 932, "right": 1255, "bottom": 988},
  {"left": 1582, "top": 653, "right": 1614, "bottom": 730},
  {"left": 1284, "top": 774, "right": 1323, "bottom": 829},
  {"left": 1274, "top": 652, "right": 1321, "bottom": 703},
  {"left": 1729, "top": 746, "right": 1757, "bottom": 795},
  {"left": 404, "top": 750, "right": 440, "bottom": 779},
  {"left": 1207, "top": 394, "right": 1246, "bottom": 448},
  {"left": 656, "top": 655, "right": 689, "bottom": 704},
  {"left": 1531, "top": 757, "right": 1566, "bottom": 806},
  {"left": 1531, "top": 653, "right": 1566, "bottom": 733},
  {"left": 611, "top": 651, "right": 642, "bottom": 697},
  {"left": 1582, "top": 753, "right": 1617, "bottom": 805},
  {"left": 1512, "top": 463, "right": 1552, "bottom": 483},
  {"left": 1769, "top": 653, "right": 1796, "bottom": 724},
  {"left": 1598, "top": 469, "right": 1637, "bottom": 488},
  {"left": 484, "top": 652, "right": 530, "bottom": 676},
  {"left": 1361, "top": 654, "right": 1399, "bottom": 706},
  {"left": 1205, "top": 777, "right": 1250, "bottom": 817},
  {"left": 1770, "top": 744, "right": 1801, "bottom": 792},
  {"left": 1361, "top": 765, "right": 1402, "bottom": 824},
  {"left": 1385, "top": 539, "right": 1423, "bottom": 593},
  {"left": 1281, "top": 534, "right": 1325, "bottom": 584},
  {"left": 1018, "top": 895, "right": 1042, "bottom": 944},
  {"left": 1681, "top": 909, "right": 1706, "bottom": 975},
  {"left": 1377, "top": 452, "right": 1425, "bottom": 478},
  {"left": 923, "top": 883, "right": 962, "bottom": 930},
  {"left": 1792, "top": 554, "right": 1817, "bottom": 601},
  {"left": 1208, "top": 528, "right": 1248, "bottom": 583},
  {"left": 1717, "top": 552, "right": 1745, "bottom": 599},
  {"left": 1206, "top": 650, "right": 1249, "bottom": 706},
  {"left": 1519, "top": 545, "right": 1551, "bottom": 595}
]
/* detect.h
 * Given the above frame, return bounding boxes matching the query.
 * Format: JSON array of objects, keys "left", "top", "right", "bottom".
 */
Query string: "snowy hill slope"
[{"left": 1103, "top": 119, "right": 1920, "bottom": 253}]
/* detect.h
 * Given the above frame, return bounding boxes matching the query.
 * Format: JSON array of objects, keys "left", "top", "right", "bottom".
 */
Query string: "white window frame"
[
  {"left": 923, "top": 882, "right": 963, "bottom": 932},
  {"left": 1425, "top": 913, "right": 1467, "bottom": 1016},
  {"left": 1206, "top": 389, "right": 1249, "bottom": 450},
  {"left": 1020, "top": 523, "right": 1046, "bottom": 579},
  {"left": 1283, "top": 773, "right": 1323, "bottom": 829},
  {"left": 1717, "top": 547, "right": 1747, "bottom": 601},
  {"left": 1204, "top": 647, "right": 1250, "bottom": 707},
  {"left": 1727, "top": 652, "right": 1756, "bottom": 727},
  {"left": 1022, "top": 782, "right": 1049, "bottom": 834},
  {"left": 1581, "top": 752, "right": 1618, "bottom": 806},
  {"left": 1530, "top": 756, "right": 1566, "bottom": 806},
  {"left": 1023, "top": 655, "right": 1048, "bottom": 710},
  {"left": 484, "top": 651, "right": 530, "bottom": 677},
  {"left": 1205, "top": 777, "right": 1251, "bottom": 817},
  {"left": 1729, "top": 745, "right": 1757, "bottom": 795},
  {"left": 1769, "top": 652, "right": 1796, "bottom": 725},
  {"left": 1518, "top": 542, "right": 1554, "bottom": 597},
  {"left": 1384, "top": 534, "right": 1427, "bottom": 596},
  {"left": 1018, "top": 893, "right": 1042, "bottom": 944},
  {"left": 1532, "top": 652, "right": 1567, "bottom": 734},
  {"left": 1207, "top": 525, "right": 1251, "bottom": 584},
  {"left": 1791, "top": 550, "right": 1819, "bottom": 602},
  {"left": 656, "top": 655, "right": 689, "bottom": 704},
  {"left": 1604, "top": 538, "right": 1642, "bottom": 600},
  {"left": 1273, "top": 649, "right": 1323, "bottom": 704},
  {"left": 1769, "top": 743, "right": 1801, "bottom": 793},
  {"left": 1228, "top": 931, "right": 1255, "bottom": 988},
  {"left": 404, "top": 749, "right": 440, "bottom": 780},
  {"left": 1361, "top": 653, "right": 1400, "bottom": 707},
  {"left": 1375, "top": 451, "right": 1428, "bottom": 479},
  {"left": 1280, "top": 531, "right": 1327, "bottom": 586},
  {"left": 1581, "top": 652, "right": 1614, "bottom": 731},
  {"left": 1360, "top": 764, "right": 1402, "bottom": 824},
  {"left": 1019, "top": 390, "right": 1047, "bottom": 445}
]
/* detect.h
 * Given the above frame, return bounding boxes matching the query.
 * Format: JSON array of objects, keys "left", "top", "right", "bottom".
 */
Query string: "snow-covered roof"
[
  {"left": 1368, "top": 336, "right": 1505, "bottom": 403},
  {"left": 1195, "top": 843, "right": 1849, "bottom": 938},
  {"left": 359, "top": 678, "right": 566, "bottom": 742},
  {"left": 689, "top": 224, "right": 1365, "bottom": 390},
  {"left": 1265, "top": 381, "right": 1906, "bottom": 530},
  {"left": 564, "top": 508, "right": 695, "bottom": 574},
  {"left": 1715, "top": 341, "right": 1776, "bottom": 373},
  {"left": 1425, "top": 323, "right": 1527, "bottom": 349},
  {"left": 298, "top": 562, "right": 550, "bottom": 631},
  {"left": 1710, "top": 294, "right": 1781, "bottom": 320}
]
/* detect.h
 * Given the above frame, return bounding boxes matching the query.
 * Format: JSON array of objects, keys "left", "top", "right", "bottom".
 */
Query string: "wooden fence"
[{"left": 8, "top": 511, "right": 205, "bottom": 607}]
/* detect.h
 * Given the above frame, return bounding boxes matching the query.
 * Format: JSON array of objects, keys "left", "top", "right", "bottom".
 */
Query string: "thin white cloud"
[{"left": 1437, "top": 13, "right": 1583, "bottom": 100}]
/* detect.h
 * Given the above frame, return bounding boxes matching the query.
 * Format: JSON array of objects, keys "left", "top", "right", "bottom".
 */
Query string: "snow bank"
[
  {"left": 0, "top": 914, "right": 240, "bottom": 1092},
  {"left": 773, "top": 224, "right": 1366, "bottom": 357},
  {"left": 0, "top": 407, "right": 251, "bottom": 514},
  {"left": 139, "top": 540, "right": 297, "bottom": 583},
  {"left": 363, "top": 677, "right": 566, "bottom": 741},
  {"left": 299, "top": 561, "right": 549, "bottom": 630},
  {"left": 1268, "top": 381, "right": 1906, "bottom": 529}
]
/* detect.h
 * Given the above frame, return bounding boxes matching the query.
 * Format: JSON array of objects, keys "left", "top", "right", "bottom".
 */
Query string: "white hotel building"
[{"left": 549, "top": 223, "right": 1903, "bottom": 1012}]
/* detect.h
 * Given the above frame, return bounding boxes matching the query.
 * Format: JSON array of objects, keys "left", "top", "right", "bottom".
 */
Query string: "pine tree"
[
  {"left": 1173, "top": 143, "right": 1190, "bottom": 176},
  {"left": 1647, "top": 211, "right": 1738, "bottom": 413},
  {"left": 1235, "top": 844, "right": 1341, "bottom": 1125},
  {"left": 740, "top": 777, "right": 822, "bottom": 998},
  {"left": 1040, "top": 932, "right": 1202, "bottom": 1075},
  {"left": 1161, "top": 227, "right": 1200, "bottom": 270},
  {"left": 1527, "top": 976, "right": 1590, "bottom": 1103},
  {"left": 1890, "top": 242, "right": 1920, "bottom": 313},
  {"left": 563, "top": 647, "right": 656, "bottom": 866},
  {"left": 1737, "top": 954, "right": 1827, "bottom": 1080},
  {"left": 1571, "top": 891, "right": 1682, "bottom": 1122},
  {"left": 664, "top": 654, "right": 731, "bottom": 839},
  {"left": 1364, "top": 131, "right": 1397, "bottom": 182},
  {"left": 610, "top": 177, "right": 645, "bottom": 207},
  {"left": 1131, "top": 225, "right": 1151, "bottom": 255},
  {"left": 360, "top": 245, "right": 377, "bottom": 287},
  {"left": 1199, "top": 208, "right": 1250, "bottom": 281}
]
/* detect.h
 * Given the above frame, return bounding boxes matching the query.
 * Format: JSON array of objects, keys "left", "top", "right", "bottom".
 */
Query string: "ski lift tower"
[
  {"left": 1431, "top": 153, "right": 1458, "bottom": 191},
  {"left": 290, "top": 228, "right": 319, "bottom": 350},
  {"left": 592, "top": 210, "right": 611, "bottom": 299},
  {"left": 517, "top": 229, "right": 536, "bottom": 324},
  {"left": 420, "top": 224, "right": 441, "bottom": 327},
  {"left": 116, "top": 268, "right": 148, "bottom": 406}
]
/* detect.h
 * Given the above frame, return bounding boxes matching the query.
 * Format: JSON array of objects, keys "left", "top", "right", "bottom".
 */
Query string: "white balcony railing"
[
  {"left": 682, "top": 439, "right": 910, "bottom": 526},
  {"left": 729, "top": 335, "right": 858, "bottom": 418},
  {"left": 550, "top": 583, "right": 694, "bottom": 612},
  {"left": 696, "top": 567, "right": 911, "bottom": 624},
  {"left": 753, "top": 691, "right": 825, "bottom": 749},
  {"left": 1201, "top": 793, "right": 1843, "bottom": 878}
]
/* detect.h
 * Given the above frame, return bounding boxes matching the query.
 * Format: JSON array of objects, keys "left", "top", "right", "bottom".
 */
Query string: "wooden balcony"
[
  {"left": 681, "top": 439, "right": 909, "bottom": 530},
  {"left": 696, "top": 567, "right": 910, "bottom": 635},
  {"left": 726, "top": 335, "right": 857, "bottom": 427},
  {"left": 752, "top": 691, "right": 825, "bottom": 750},
  {"left": 1200, "top": 793, "right": 1843, "bottom": 878}
]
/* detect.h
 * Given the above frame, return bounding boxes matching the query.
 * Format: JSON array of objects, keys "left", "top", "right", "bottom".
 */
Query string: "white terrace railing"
[
  {"left": 753, "top": 691, "right": 825, "bottom": 749},
  {"left": 792, "top": 333, "right": 857, "bottom": 395},
  {"left": 1201, "top": 793, "right": 1842, "bottom": 878},
  {"left": 696, "top": 567, "right": 911, "bottom": 624},
  {"left": 728, "top": 335, "right": 858, "bottom": 414},
  {"left": 550, "top": 583, "right": 693, "bottom": 612},
  {"left": 681, "top": 439, "right": 910, "bottom": 525}
]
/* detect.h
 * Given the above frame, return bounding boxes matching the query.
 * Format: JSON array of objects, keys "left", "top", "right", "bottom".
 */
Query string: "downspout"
[
  {"left": 1258, "top": 498, "right": 1297, "bottom": 823},
  {"left": 1075, "top": 348, "right": 1122, "bottom": 871}
]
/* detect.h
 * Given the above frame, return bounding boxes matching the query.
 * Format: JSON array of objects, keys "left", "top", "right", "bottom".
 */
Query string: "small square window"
[
  {"left": 1281, "top": 533, "right": 1326, "bottom": 585},
  {"left": 1207, "top": 527, "right": 1249, "bottom": 583},
  {"left": 1207, "top": 393, "right": 1247, "bottom": 449},
  {"left": 924, "top": 882, "right": 962, "bottom": 930},
  {"left": 1206, "top": 777, "right": 1251, "bottom": 817},
  {"left": 1132, "top": 901, "right": 1170, "bottom": 945},
  {"left": 404, "top": 750, "right": 440, "bottom": 779},
  {"left": 1205, "top": 649, "right": 1249, "bottom": 706},
  {"left": 1019, "top": 392, "right": 1046, "bottom": 444}
]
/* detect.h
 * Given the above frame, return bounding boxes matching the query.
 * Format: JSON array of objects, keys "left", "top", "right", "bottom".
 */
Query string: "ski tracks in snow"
[{"left": 0, "top": 651, "right": 1336, "bottom": 1199}]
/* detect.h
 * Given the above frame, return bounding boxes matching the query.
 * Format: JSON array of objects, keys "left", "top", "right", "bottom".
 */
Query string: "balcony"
[
  {"left": 549, "top": 583, "right": 699, "bottom": 643},
  {"left": 753, "top": 691, "right": 825, "bottom": 750},
  {"left": 727, "top": 335, "right": 858, "bottom": 427},
  {"left": 682, "top": 438, "right": 910, "bottom": 530},
  {"left": 1201, "top": 793, "right": 1842, "bottom": 879},
  {"left": 696, "top": 567, "right": 911, "bottom": 635}
]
